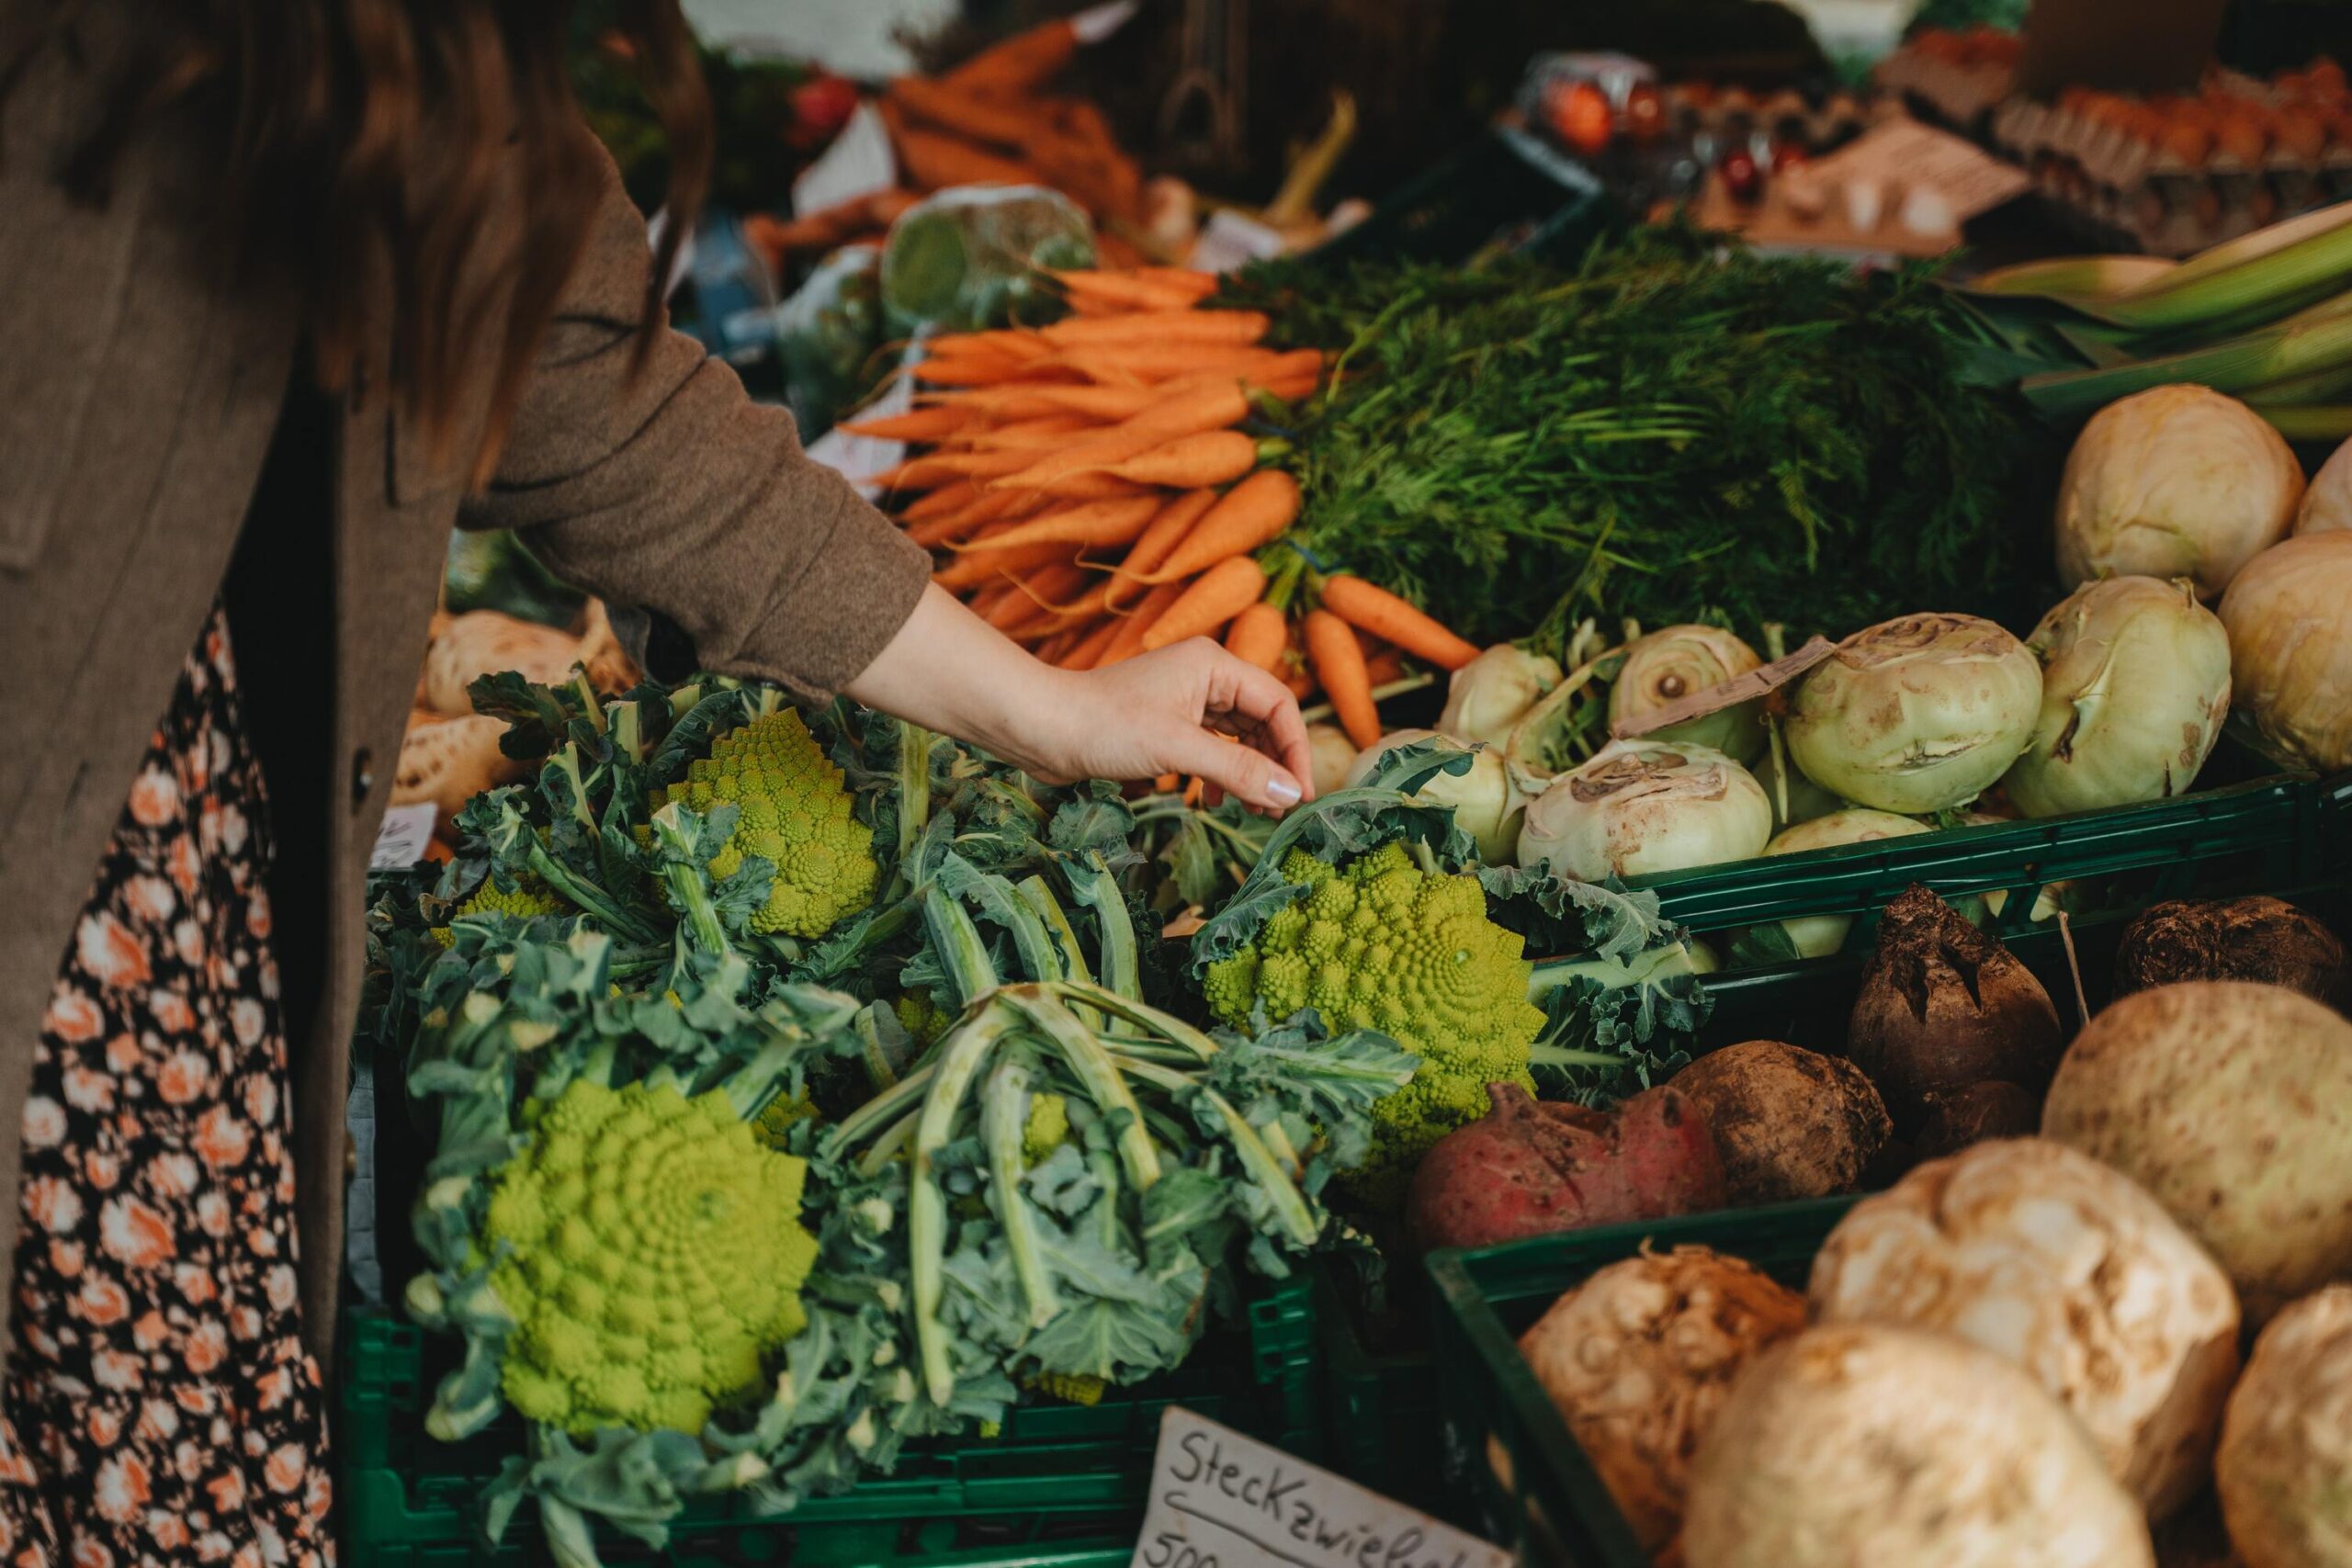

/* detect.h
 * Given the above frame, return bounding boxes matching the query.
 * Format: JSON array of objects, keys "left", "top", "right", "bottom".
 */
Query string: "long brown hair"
[{"left": 1, "top": 0, "right": 713, "bottom": 487}]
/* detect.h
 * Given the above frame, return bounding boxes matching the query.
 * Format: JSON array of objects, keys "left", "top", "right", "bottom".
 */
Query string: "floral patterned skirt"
[{"left": 0, "top": 606, "right": 334, "bottom": 1568}]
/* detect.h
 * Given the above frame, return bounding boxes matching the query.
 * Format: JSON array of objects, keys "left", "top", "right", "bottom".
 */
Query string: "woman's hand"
[{"left": 846, "top": 584, "right": 1312, "bottom": 813}]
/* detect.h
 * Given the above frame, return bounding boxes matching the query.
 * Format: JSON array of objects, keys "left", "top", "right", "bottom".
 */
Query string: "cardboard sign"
[
  {"left": 1131, "top": 1408, "right": 1510, "bottom": 1568},
  {"left": 369, "top": 803, "right": 439, "bottom": 871}
]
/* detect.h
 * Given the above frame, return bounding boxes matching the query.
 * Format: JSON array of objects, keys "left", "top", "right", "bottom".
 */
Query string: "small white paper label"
[
  {"left": 1070, "top": 0, "right": 1142, "bottom": 44},
  {"left": 1188, "top": 210, "right": 1289, "bottom": 276},
  {"left": 1131, "top": 1408, "right": 1510, "bottom": 1568},
  {"left": 370, "top": 803, "right": 439, "bottom": 871},
  {"left": 806, "top": 333, "right": 920, "bottom": 496}
]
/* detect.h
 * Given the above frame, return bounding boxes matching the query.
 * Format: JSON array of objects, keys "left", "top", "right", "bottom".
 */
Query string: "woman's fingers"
[
  {"left": 1157, "top": 719, "right": 1303, "bottom": 813},
  {"left": 1194, "top": 645, "right": 1316, "bottom": 802}
]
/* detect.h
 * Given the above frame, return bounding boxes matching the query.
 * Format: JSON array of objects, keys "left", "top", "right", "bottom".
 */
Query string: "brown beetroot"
[
  {"left": 1670, "top": 1042, "right": 1892, "bottom": 1205},
  {"left": 1848, "top": 886, "right": 2064, "bottom": 1134},
  {"left": 1913, "top": 1080, "right": 2041, "bottom": 1159},
  {"left": 2113, "top": 897, "right": 2346, "bottom": 1006},
  {"left": 1405, "top": 1082, "right": 1727, "bottom": 1253}
]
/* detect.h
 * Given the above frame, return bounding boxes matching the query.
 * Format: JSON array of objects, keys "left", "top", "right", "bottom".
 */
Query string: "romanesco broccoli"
[
  {"left": 484, "top": 1078, "right": 818, "bottom": 1435},
  {"left": 1022, "top": 1092, "right": 1069, "bottom": 1165},
  {"left": 430, "top": 880, "right": 568, "bottom": 948},
  {"left": 656, "top": 709, "right": 876, "bottom": 938},
  {"left": 752, "top": 1089, "right": 821, "bottom": 1149},
  {"left": 1202, "top": 840, "right": 1542, "bottom": 1206},
  {"left": 892, "top": 990, "right": 953, "bottom": 1047}
]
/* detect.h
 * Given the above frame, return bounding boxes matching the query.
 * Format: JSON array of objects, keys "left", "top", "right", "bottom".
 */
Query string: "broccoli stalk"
[
  {"left": 981, "top": 1053, "right": 1063, "bottom": 1329},
  {"left": 650, "top": 801, "right": 734, "bottom": 958},
  {"left": 909, "top": 1000, "right": 1022, "bottom": 1404}
]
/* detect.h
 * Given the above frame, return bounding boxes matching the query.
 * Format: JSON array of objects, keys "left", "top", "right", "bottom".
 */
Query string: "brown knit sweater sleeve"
[{"left": 458, "top": 138, "right": 928, "bottom": 699}]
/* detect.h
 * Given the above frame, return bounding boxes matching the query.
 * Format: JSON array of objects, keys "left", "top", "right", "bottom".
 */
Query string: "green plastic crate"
[
  {"left": 340, "top": 1280, "right": 1318, "bottom": 1568},
  {"left": 1315, "top": 871, "right": 2350, "bottom": 1518},
  {"left": 1424, "top": 1201, "right": 1858, "bottom": 1566},
  {"left": 1636, "top": 770, "right": 2350, "bottom": 955}
]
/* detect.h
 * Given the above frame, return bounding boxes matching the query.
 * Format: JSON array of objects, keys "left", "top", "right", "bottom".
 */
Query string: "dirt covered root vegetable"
[
  {"left": 2043, "top": 981, "right": 2352, "bottom": 1323},
  {"left": 1517, "top": 1247, "right": 1807, "bottom": 1556},
  {"left": 1914, "top": 1079, "right": 2039, "bottom": 1157},
  {"left": 2218, "top": 531, "right": 2352, "bottom": 773},
  {"left": 2054, "top": 383, "right": 2302, "bottom": 601},
  {"left": 393, "top": 715, "right": 527, "bottom": 829},
  {"left": 1848, "top": 886, "right": 2063, "bottom": 1134},
  {"left": 1681, "top": 1323, "right": 2156, "bottom": 1568},
  {"left": 2116, "top": 897, "right": 2347, "bottom": 1006},
  {"left": 1668, "top": 1042, "right": 1891, "bottom": 1204},
  {"left": 1404, "top": 1083, "right": 1725, "bottom": 1253},
  {"left": 2217, "top": 1285, "right": 2352, "bottom": 1568},
  {"left": 1809, "top": 1138, "right": 2242, "bottom": 1519}
]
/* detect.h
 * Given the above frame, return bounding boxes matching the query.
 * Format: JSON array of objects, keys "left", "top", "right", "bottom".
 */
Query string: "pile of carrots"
[
  {"left": 845, "top": 267, "right": 1485, "bottom": 754},
  {"left": 880, "top": 18, "right": 1146, "bottom": 244}
]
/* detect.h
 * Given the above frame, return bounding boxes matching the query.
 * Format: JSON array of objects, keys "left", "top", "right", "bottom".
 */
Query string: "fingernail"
[{"left": 1264, "top": 774, "right": 1302, "bottom": 807}]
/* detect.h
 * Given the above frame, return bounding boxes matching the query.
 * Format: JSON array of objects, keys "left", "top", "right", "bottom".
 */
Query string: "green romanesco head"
[
  {"left": 1023, "top": 1092, "right": 1069, "bottom": 1166},
  {"left": 751, "top": 1089, "right": 820, "bottom": 1149},
  {"left": 892, "top": 990, "right": 953, "bottom": 1048},
  {"left": 484, "top": 1077, "right": 818, "bottom": 1436},
  {"left": 430, "top": 879, "right": 568, "bottom": 948},
  {"left": 657, "top": 709, "right": 877, "bottom": 938},
  {"left": 1203, "top": 840, "right": 1541, "bottom": 1207}
]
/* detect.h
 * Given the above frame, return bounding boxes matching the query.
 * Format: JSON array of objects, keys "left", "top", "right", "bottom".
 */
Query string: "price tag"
[
  {"left": 369, "top": 803, "right": 438, "bottom": 871},
  {"left": 1131, "top": 1408, "right": 1510, "bottom": 1568}
]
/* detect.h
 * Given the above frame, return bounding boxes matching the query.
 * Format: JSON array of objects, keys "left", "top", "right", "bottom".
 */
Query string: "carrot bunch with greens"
[
  {"left": 854, "top": 269, "right": 1485, "bottom": 786},
  {"left": 848, "top": 270, "right": 1320, "bottom": 670}
]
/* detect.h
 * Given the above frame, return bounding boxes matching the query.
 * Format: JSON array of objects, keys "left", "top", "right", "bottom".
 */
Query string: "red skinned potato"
[{"left": 1406, "top": 1082, "right": 1727, "bottom": 1253}]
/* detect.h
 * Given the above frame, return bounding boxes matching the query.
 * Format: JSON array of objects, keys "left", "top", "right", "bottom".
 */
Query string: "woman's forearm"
[
  {"left": 843, "top": 583, "right": 1310, "bottom": 810},
  {"left": 842, "top": 584, "right": 1076, "bottom": 766}
]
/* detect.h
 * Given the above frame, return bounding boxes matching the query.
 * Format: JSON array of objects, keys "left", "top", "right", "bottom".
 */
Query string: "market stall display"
[{"left": 338, "top": 2, "right": 2352, "bottom": 1550}]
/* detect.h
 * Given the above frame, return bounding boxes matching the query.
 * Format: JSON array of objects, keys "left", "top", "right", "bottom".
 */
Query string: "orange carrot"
[
  {"left": 988, "top": 563, "right": 1091, "bottom": 630},
  {"left": 965, "top": 414, "right": 1116, "bottom": 448},
  {"left": 1100, "top": 581, "right": 1189, "bottom": 666},
  {"left": 958, "top": 494, "right": 1162, "bottom": 552},
  {"left": 986, "top": 383, "right": 1163, "bottom": 423},
  {"left": 901, "top": 478, "right": 984, "bottom": 522},
  {"left": 1142, "top": 558, "right": 1267, "bottom": 650},
  {"left": 931, "top": 328, "right": 1053, "bottom": 361},
  {"left": 1317, "top": 576, "right": 1480, "bottom": 671},
  {"left": 968, "top": 581, "right": 1017, "bottom": 619},
  {"left": 1060, "top": 615, "right": 1126, "bottom": 670},
  {"left": 887, "top": 120, "right": 1038, "bottom": 191},
  {"left": 1092, "top": 432, "right": 1261, "bottom": 489},
  {"left": 989, "top": 426, "right": 1167, "bottom": 491},
  {"left": 1304, "top": 610, "right": 1380, "bottom": 749},
  {"left": 841, "top": 406, "right": 974, "bottom": 443},
  {"left": 1063, "top": 346, "right": 1284, "bottom": 387},
  {"left": 938, "top": 17, "right": 1078, "bottom": 98},
  {"left": 1116, "top": 380, "right": 1252, "bottom": 440},
  {"left": 1033, "top": 629, "right": 1080, "bottom": 664},
  {"left": 933, "top": 539, "right": 1077, "bottom": 591},
  {"left": 911, "top": 355, "right": 1031, "bottom": 387},
  {"left": 886, "top": 75, "right": 1042, "bottom": 149},
  {"left": 1131, "top": 266, "right": 1220, "bottom": 301},
  {"left": 1104, "top": 489, "right": 1217, "bottom": 604},
  {"left": 1136, "top": 468, "right": 1299, "bottom": 581},
  {"left": 1039, "top": 310, "right": 1270, "bottom": 349},
  {"left": 1223, "top": 602, "right": 1288, "bottom": 674},
  {"left": 1049, "top": 270, "right": 1205, "bottom": 313},
  {"left": 908, "top": 512, "right": 991, "bottom": 549},
  {"left": 1048, "top": 473, "right": 1155, "bottom": 502}
]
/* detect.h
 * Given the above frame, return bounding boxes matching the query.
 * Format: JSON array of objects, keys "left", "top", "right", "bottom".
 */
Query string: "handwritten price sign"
[{"left": 1131, "top": 1408, "right": 1510, "bottom": 1568}]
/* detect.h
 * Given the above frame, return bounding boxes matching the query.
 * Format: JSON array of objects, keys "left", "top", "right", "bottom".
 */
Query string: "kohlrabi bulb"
[
  {"left": 1608, "top": 625, "right": 1766, "bottom": 763},
  {"left": 1517, "top": 739, "right": 1771, "bottom": 882},
  {"left": 1441, "top": 644, "right": 1563, "bottom": 750}
]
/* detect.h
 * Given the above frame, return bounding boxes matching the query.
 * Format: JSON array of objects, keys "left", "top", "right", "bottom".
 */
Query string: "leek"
[
  {"left": 2249, "top": 402, "right": 2352, "bottom": 442},
  {"left": 2021, "top": 309, "right": 2352, "bottom": 419},
  {"left": 2080, "top": 201, "right": 2352, "bottom": 330}
]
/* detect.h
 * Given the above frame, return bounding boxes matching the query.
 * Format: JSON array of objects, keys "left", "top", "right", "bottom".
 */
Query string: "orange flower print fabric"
[{"left": 0, "top": 608, "right": 334, "bottom": 1568}]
